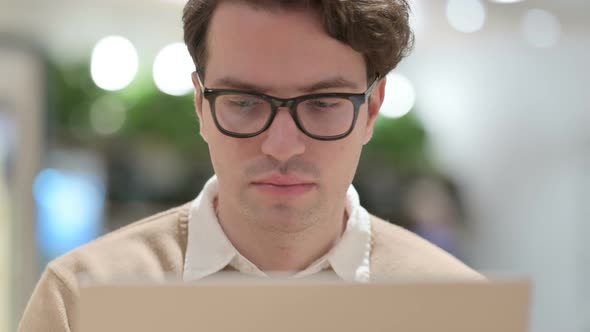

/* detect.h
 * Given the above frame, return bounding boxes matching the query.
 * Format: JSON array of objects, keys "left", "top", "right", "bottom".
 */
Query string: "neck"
[{"left": 215, "top": 198, "right": 347, "bottom": 272}]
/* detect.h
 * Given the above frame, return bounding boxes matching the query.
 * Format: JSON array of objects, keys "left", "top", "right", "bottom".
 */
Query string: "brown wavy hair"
[{"left": 183, "top": 0, "right": 414, "bottom": 80}]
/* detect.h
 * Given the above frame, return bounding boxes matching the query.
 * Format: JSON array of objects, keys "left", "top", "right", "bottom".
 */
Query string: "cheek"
[
  {"left": 315, "top": 140, "right": 363, "bottom": 186},
  {"left": 202, "top": 109, "right": 240, "bottom": 165},
  {"left": 208, "top": 133, "right": 259, "bottom": 178}
]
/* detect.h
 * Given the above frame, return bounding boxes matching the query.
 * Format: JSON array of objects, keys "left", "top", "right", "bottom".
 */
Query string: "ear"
[
  {"left": 362, "top": 77, "right": 386, "bottom": 145},
  {"left": 191, "top": 71, "right": 208, "bottom": 143}
]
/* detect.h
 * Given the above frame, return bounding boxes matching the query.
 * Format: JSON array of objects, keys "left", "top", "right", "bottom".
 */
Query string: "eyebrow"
[{"left": 210, "top": 76, "right": 362, "bottom": 94}]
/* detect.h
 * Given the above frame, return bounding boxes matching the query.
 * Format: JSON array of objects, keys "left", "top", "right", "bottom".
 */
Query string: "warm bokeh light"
[
  {"left": 446, "top": 0, "right": 487, "bottom": 33},
  {"left": 380, "top": 73, "right": 416, "bottom": 119},
  {"left": 90, "top": 36, "right": 139, "bottom": 91},
  {"left": 153, "top": 42, "right": 195, "bottom": 96}
]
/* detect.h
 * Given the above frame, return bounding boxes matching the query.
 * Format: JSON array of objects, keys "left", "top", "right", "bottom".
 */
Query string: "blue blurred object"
[{"left": 33, "top": 168, "right": 105, "bottom": 262}]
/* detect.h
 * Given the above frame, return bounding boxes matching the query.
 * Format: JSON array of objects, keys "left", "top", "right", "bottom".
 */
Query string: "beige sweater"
[{"left": 18, "top": 203, "right": 483, "bottom": 332}]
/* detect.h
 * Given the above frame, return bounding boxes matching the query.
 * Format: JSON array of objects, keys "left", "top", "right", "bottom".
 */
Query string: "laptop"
[{"left": 77, "top": 278, "right": 530, "bottom": 332}]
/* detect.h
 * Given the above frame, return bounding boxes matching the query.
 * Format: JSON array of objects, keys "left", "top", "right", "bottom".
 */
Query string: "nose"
[{"left": 260, "top": 108, "right": 306, "bottom": 162}]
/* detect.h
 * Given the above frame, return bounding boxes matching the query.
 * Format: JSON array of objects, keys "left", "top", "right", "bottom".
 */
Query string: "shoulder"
[
  {"left": 48, "top": 203, "right": 191, "bottom": 290},
  {"left": 370, "top": 215, "right": 485, "bottom": 281},
  {"left": 19, "top": 203, "right": 192, "bottom": 331}
]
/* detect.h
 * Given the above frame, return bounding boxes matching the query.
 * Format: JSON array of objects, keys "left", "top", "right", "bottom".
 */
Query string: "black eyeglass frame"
[{"left": 195, "top": 72, "right": 381, "bottom": 141}]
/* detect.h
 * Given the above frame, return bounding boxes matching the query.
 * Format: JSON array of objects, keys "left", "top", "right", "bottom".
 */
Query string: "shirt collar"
[{"left": 183, "top": 175, "right": 371, "bottom": 282}]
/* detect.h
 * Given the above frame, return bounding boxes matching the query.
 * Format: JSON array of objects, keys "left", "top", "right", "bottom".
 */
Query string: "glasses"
[{"left": 195, "top": 73, "right": 380, "bottom": 141}]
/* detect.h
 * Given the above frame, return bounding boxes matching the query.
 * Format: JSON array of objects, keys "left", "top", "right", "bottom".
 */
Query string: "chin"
[{"left": 251, "top": 204, "right": 319, "bottom": 233}]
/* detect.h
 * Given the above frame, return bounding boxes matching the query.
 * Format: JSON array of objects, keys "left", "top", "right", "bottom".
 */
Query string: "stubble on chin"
[{"left": 239, "top": 193, "right": 324, "bottom": 235}]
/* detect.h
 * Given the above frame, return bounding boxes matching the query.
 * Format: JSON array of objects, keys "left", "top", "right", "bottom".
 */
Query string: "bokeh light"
[
  {"left": 446, "top": 0, "right": 487, "bottom": 33},
  {"left": 90, "top": 36, "right": 139, "bottom": 91},
  {"left": 408, "top": 0, "right": 427, "bottom": 36},
  {"left": 33, "top": 169, "right": 105, "bottom": 260},
  {"left": 380, "top": 73, "right": 416, "bottom": 119},
  {"left": 488, "top": 0, "right": 524, "bottom": 3},
  {"left": 521, "top": 9, "right": 561, "bottom": 48},
  {"left": 153, "top": 42, "right": 195, "bottom": 96},
  {"left": 89, "top": 96, "right": 127, "bottom": 135}
]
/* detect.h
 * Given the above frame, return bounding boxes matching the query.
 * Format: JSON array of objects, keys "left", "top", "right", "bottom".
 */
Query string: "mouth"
[{"left": 251, "top": 175, "right": 317, "bottom": 196}]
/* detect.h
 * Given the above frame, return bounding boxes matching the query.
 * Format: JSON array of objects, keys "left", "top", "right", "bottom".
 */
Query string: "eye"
[
  {"left": 228, "top": 99, "right": 260, "bottom": 108},
  {"left": 310, "top": 99, "right": 340, "bottom": 108}
]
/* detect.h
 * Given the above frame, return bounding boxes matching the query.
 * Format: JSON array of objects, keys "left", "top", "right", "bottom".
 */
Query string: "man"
[{"left": 19, "top": 0, "right": 483, "bottom": 331}]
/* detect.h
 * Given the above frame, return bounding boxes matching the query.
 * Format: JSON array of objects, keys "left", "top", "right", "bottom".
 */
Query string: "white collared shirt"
[{"left": 183, "top": 176, "right": 371, "bottom": 282}]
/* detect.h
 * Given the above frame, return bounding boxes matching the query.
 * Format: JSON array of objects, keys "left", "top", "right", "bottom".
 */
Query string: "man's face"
[{"left": 193, "top": 1, "right": 385, "bottom": 232}]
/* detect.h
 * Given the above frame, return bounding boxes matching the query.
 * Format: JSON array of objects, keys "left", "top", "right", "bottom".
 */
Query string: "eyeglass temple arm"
[
  {"left": 193, "top": 71, "right": 206, "bottom": 93},
  {"left": 365, "top": 73, "right": 381, "bottom": 100}
]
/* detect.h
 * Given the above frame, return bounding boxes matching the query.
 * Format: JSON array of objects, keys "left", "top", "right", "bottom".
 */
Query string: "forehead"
[{"left": 204, "top": 1, "right": 366, "bottom": 89}]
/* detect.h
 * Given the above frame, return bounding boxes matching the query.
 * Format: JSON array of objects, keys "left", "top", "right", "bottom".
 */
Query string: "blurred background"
[{"left": 0, "top": 0, "right": 588, "bottom": 331}]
